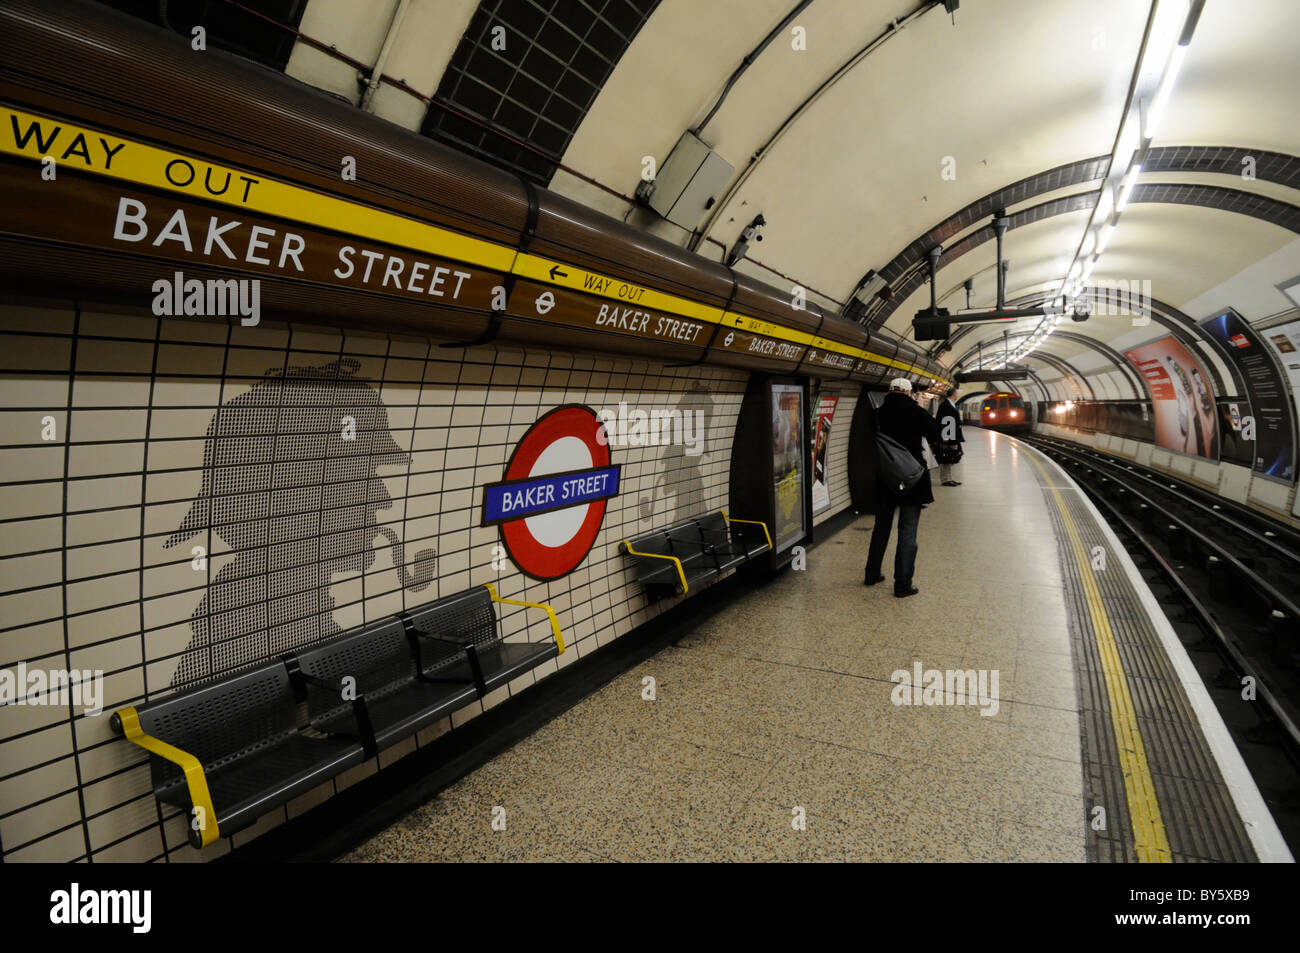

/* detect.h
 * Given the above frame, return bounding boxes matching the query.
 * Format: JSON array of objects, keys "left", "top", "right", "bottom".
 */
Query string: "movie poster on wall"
[
  {"left": 811, "top": 395, "right": 839, "bottom": 514},
  {"left": 770, "top": 382, "right": 805, "bottom": 551},
  {"left": 1124, "top": 336, "right": 1220, "bottom": 459},
  {"left": 1199, "top": 309, "right": 1295, "bottom": 481}
]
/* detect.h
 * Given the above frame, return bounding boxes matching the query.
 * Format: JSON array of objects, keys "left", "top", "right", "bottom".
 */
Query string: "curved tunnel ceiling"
[
  {"left": 170, "top": 0, "right": 1300, "bottom": 399},
  {"left": 860, "top": 146, "right": 1300, "bottom": 330},
  {"left": 551, "top": 0, "right": 1300, "bottom": 394}
]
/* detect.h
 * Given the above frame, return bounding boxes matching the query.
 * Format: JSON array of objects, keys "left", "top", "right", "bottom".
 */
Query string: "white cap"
[{"left": 890, "top": 377, "right": 913, "bottom": 392}]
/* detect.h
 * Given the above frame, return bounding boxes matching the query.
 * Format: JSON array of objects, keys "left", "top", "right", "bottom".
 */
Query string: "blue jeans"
[{"left": 865, "top": 498, "right": 922, "bottom": 590}]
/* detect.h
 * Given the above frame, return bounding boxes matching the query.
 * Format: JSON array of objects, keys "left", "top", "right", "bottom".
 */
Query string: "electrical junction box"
[{"left": 646, "top": 131, "right": 734, "bottom": 229}]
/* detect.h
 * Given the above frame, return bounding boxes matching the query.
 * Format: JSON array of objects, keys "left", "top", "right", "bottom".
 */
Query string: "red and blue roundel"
[{"left": 482, "top": 405, "right": 620, "bottom": 580}]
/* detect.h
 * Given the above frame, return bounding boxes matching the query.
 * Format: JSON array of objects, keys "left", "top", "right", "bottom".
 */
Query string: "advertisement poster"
[
  {"left": 770, "top": 382, "right": 805, "bottom": 551},
  {"left": 1199, "top": 309, "right": 1295, "bottom": 481},
  {"left": 811, "top": 395, "right": 839, "bottom": 514},
  {"left": 1124, "top": 336, "right": 1219, "bottom": 459},
  {"left": 1216, "top": 400, "right": 1254, "bottom": 468},
  {"left": 1261, "top": 319, "right": 1300, "bottom": 515}
]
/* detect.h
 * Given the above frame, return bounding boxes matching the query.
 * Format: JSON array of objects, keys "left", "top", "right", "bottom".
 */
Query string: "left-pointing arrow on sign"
[{"left": 549, "top": 265, "right": 568, "bottom": 280}]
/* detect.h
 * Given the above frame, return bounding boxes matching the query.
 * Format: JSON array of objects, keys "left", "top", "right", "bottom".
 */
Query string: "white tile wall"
[{"left": 0, "top": 302, "right": 863, "bottom": 861}]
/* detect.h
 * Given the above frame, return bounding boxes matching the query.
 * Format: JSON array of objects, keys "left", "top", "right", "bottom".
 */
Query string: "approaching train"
[{"left": 962, "top": 392, "right": 1031, "bottom": 433}]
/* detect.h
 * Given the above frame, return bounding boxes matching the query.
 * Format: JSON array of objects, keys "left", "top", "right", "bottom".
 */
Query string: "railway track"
[{"left": 1019, "top": 433, "right": 1300, "bottom": 852}]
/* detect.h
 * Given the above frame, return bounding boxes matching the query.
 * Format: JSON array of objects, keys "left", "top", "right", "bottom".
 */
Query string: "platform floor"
[{"left": 343, "top": 430, "right": 1269, "bottom": 862}]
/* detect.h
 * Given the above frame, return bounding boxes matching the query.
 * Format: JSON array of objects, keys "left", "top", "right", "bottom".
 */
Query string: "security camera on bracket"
[{"left": 726, "top": 214, "right": 765, "bottom": 267}]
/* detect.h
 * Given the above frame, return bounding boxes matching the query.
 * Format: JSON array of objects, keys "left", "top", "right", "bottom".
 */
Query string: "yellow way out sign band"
[
  {"left": 3, "top": 106, "right": 514, "bottom": 271},
  {"left": 3, "top": 105, "right": 946, "bottom": 385}
]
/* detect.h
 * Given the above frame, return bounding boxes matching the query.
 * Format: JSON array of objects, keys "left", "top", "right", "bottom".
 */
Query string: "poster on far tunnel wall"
[
  {"left": 1199, "top": 309, "right": 1295, "bottom": 483},
  {"left": 1259, "top": 318, "right": 1300, "bottom": 516},
  {"left": 1124, "top": 335, "right": 1220, "bottom": 460},
  {"left": 811, "top": 395, "right": 839, "bottom": 514}
]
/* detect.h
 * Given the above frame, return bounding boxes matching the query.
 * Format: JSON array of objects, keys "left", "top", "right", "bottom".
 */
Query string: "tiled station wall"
[{"left": 0, "top": 301, "right": 862, "bottom": 861}]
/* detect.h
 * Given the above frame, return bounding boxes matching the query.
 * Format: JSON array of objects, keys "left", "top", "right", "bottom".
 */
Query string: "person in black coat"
[
  {"left": 865, "top": 378, "right": 942, "bottom": 597},
  {"left": 935, "top": 386, "right": 964, "bottom": 486}
]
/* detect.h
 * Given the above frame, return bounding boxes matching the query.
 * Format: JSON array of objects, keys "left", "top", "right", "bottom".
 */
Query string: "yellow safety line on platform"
[
  {"left": 1023, "top": 447, "right": 1172, "bottom": 863},
  {"left": 2, "top": 104, "right": 950, "bottom": 388}
]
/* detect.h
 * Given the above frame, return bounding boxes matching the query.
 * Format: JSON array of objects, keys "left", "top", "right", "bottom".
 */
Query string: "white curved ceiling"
[{"left": 280, "top": 0, "right": 1300, "bottom": 389}]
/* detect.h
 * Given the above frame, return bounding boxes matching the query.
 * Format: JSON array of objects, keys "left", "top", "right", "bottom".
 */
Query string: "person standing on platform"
[
  {"left": 865, "top": 378, "right": 942, "bottom": 598},
  {"left": 935, "top": 387, "right": 964, "bottom": 487}
]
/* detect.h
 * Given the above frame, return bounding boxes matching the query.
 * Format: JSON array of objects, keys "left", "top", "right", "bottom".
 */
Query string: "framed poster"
[
  {"left": 770, "top": 381, "right": 806, "bottom": 551},
  {"left": 811, "top": 395, "right": 839, "bottom": 514}
]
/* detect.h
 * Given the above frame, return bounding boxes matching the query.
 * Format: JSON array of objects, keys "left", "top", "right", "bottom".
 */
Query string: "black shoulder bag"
[{"left": 874, "top": 402, "right": 924, "bottom": 494}]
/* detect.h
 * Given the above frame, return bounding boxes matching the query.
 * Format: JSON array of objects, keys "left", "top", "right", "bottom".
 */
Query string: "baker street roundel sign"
[{"left": 482, "top": 405, "right": 620, "bottom": 581}]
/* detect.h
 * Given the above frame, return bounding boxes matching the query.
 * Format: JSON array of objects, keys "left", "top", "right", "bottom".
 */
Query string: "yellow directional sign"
[
  {"left": 724, "top": 312, "right": 814, "bottom": 346},
  {"left": 2, "top": 103, "right": 949, "bottom": 387},
  {"left": 2, "top": 106, "right": 516, "bottom": 272},
  {"left": 511, "top": 252, "right": 723, "bottom": 324}
]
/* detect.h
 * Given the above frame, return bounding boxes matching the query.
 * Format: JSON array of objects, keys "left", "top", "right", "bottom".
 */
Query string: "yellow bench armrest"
[
  {"left": 621, "top": 541, "right": 690, "bottom": 594},
  {"left": 114, "top": 706, "right": 219, "bottom": 848},
  {"left": 720, "top": 512, "right": 773, "bottom": 551},
  {"left": 484, "top": 583, "right": 566, "bottom": 654}
]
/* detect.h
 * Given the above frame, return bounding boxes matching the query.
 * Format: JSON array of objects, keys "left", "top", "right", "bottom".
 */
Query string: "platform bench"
[
  {"left": 109, "top": 661, "right": 367, "bottom": 848},
  {"left": 112, "top": 583, "right": 564, "bottom": 848},
  {"left": 622, "top": 510, "right": 772, "bottom": 596},
  {"left": 402, "top": 584, "right": 564, "bottom": 696}
]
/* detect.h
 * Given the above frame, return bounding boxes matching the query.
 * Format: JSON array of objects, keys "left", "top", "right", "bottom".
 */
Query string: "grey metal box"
[{"left": 648, "top": 131, "right": 734, "bottom": 229}]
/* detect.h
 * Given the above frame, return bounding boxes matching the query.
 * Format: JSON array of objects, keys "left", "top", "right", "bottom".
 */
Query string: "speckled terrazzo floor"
[{"left": 343, "top": 431, "right": 1086, "bottom": 862}]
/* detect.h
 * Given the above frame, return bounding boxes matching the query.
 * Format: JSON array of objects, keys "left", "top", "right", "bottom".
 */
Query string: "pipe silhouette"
[{"left": 376, "top": 525, "right": 436, "bottom": 591}]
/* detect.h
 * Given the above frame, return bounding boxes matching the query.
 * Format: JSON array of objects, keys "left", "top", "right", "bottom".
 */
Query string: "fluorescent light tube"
[
  {"left": 1093, "top": 183, "right": 1114, "bottom": 223},
  {"left": 1144, "top": 44, "right": 1188, "bottom": 140},
  {"left": 1115, "top": 164, "right": 1143, "bottom": 212},
  {"left": 1096, "top": 222, "right": 1116, "bottom": 254}
]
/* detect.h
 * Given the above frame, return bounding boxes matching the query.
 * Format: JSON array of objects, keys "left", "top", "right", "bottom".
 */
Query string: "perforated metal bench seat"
[
  {"left": 433, "top": 640, "right": 560, "bottom": 694},
  {"left": 695, "top": 512, "right": 750, "bottom": 571},
  {"left": 712, "top": 511, "right": 773, "bottom": 560},
  {"left": 198, "top": 733, "right": 364, "bottom": 832},
  {"left": 623, "top": 521, "right": 717, "bottom": 595},
  {"left": 112, "top": 584, "right": 566, "bottom": 849},
  {"left": 403, "top": 586, "right": 562, "bottom": 694},
  {"left": 623, "top": 512, "right": 772, "bottom": 596},
  {"left": 295, "top": 617, "right": 480, "bottom": 752},
  {"left": 110, "top": 660, "right": 367, "bottom": 848}
]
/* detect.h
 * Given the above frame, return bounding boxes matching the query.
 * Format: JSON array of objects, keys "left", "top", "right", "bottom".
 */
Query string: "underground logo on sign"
[{"left": 482, "top": 405, "right": 620, "bottom": 580}]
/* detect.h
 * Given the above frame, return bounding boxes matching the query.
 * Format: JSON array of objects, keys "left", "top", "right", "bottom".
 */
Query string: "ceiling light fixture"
[
  {"left": 1093, "top": 183, "right": 1115, "bottom": 224},
  {"left": 1142, "top": 43, "right": 1189, "bottom": 141},
  {"left": 1096, "top": 221, "right": 1116, "bottom": 254},
  {"left": 1115, "top": 163, "right": 1143, "bottom": 212},
  {"left": 1051, "top": 0, "right": 1202, "bottom": 324}
]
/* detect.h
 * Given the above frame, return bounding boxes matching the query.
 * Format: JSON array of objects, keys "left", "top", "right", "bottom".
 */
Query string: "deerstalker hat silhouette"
[{"left": 165, "top": 358, "right": 407, "bottom": 548}]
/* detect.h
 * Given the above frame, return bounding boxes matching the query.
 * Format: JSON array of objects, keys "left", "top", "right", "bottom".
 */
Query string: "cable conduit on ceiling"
[
  {"left": 692, "top": 0, "right": 815, "bottom": 136},
  {"left": 688, "top": 0, "right": 941, "bottom": 253}
]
